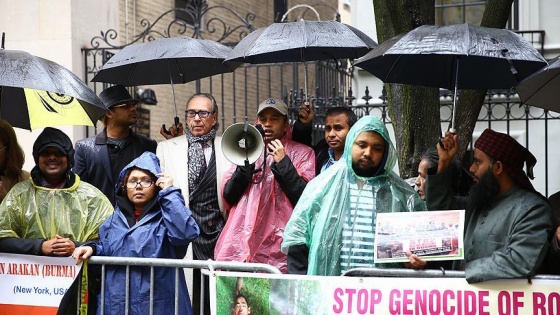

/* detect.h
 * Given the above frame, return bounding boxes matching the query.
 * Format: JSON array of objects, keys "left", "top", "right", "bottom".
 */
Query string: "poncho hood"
[
  {"left": 116, "top": 152, "right": 161, "bottom": 194},
  {"left": 343, "top": 115, "right": 397, "bottom": 180},
  {"left": 32, "top": 127, "right": 75, "bottom": 168}
]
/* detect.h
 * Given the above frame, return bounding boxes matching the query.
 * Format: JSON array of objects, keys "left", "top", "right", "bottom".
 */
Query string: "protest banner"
[
  {"left": 375, "top": 210, "right": 465, "bottom": 263},
  {"left": 0, "top": 253, "right": 81, "bottom": 315},
  {"left": 212, "top": 271, "right": 560, "bottom": 315}
]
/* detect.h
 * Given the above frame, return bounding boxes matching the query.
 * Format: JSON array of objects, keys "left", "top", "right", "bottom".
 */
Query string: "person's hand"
[
  {"left": 268, "top": 139, "right": 286, "bottom": 163},
  {"left": 403, "top": 251, "right": 428, "bottom": 270},
  {"left": 42, "top": 235, "right": 76, "bottom": 257},
  {"left": 297, "top": 101, "right": 315, "bottom": 125},
  {"left": 156, "top": 173, "right": 174, "bottom": 190},
  {"left": 436, "top": 131, "right": 458, "bottom": 174},
  {"left": 159, "top": 122, "right": 184, "bottom": 139},
  {"left": 72, "top": 246, "right": 93, "bottom": 264}
]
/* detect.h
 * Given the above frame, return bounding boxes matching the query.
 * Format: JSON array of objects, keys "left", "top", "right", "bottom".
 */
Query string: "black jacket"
[
  {"left": 73, "top": 129, "right": 157, "bottom": 205},
  {"left": 292, "top": 120, "right": 329, "bottom": 175}
]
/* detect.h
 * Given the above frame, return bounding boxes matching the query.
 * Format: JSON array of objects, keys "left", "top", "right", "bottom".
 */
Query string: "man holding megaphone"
[{"left": 215, "top": 98, "right": 316, "bottom": 274}]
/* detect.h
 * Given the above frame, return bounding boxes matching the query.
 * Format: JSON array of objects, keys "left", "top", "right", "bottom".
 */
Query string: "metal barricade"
[
  {"left": 342, "top": 267, "right": 560, "bottom": 281},
  {"left": 84, "top": 256, "right": 281, "bottom": 315}
]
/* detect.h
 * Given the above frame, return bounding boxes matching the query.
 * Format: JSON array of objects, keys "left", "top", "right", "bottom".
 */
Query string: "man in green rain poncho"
[
  {"left": 281, "top": 115, "right": 426, "bottom": 276},
  {"left": 0, "top": 127, "right": 114, "bottom": 314}
]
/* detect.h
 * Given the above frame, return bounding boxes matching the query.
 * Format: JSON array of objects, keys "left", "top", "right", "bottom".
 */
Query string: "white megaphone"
[{"left": 222, "top": 121, "right": 265, "bottom": 166}]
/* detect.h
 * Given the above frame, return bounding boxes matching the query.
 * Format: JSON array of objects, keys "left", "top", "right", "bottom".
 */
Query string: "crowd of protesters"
[{"left": 0, "top": 85, "right": 559, "bottom": 314}]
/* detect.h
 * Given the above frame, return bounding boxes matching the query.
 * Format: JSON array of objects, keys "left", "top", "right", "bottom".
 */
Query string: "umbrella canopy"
[
  {"left": 354, "top": 23, "right": 547, "bottom": 130},
  {"left": 0, "top": 49, "right": 107, "bottom": 130},
  {"left": 354, "top": 24, "right": 546, "bottom": 90},
  {"left": 92, "top": 36, "right": 239, "bottom": 86},
  {"left": 516, "top": 55, "right": 560, "bottom": 112},
  {"left": 224, "top": 19, "right": 377, "bottom": 66},
  {"left": 224, "top": 19, "right": 376, "bottom": 103}
]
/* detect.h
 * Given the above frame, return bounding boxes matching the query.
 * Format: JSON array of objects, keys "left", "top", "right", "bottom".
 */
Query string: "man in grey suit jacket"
[
  {"left": 74, "top": 85, "right": 157, "bottom": 205},
  {"left": 156, "top": 93, "right": 231, "bottom": 315}
]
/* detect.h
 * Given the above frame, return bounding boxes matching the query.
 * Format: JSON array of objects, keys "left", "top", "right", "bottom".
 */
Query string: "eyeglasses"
[
  {"left": 126, "top": 179, "right": 154, "bottom": 189},
  {"left": 185, "top": 109, "right": 214, "bottom": 119},
  {"left": 111, "top": 102, "right": 138, "bottom": 109}
]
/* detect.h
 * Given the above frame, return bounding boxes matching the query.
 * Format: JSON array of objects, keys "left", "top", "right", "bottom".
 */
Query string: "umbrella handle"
[
  {"left": 450, "top": 59, "right": 460, "bottom": 133},
  {"left": 161, "top": 117, "right": 181, "bottom": 136}
]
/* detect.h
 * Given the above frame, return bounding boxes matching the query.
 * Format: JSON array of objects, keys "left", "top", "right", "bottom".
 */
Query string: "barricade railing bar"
[
  {"left": 342, "top": 267, "right": 560, "bottom": 281},
  {"left": 83, "top": 256, "right": 281, "bottom": 315},
  {"left": 87, "top": 256, "right": 281, "bottom": 274},
  {"left": 342, "top": 267, "right": 465, "bottom": 278}
]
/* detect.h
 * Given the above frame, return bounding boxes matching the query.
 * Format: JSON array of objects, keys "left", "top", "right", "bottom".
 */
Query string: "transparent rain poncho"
[
  {"left": 0, "top": 176, "right": 114, "bottom": 242},
  {"left": 282, "top": 115, "right": 426, "bottom": 275},
  {"left": 215, "top": 122, "right": 316, "bottom": 273}
]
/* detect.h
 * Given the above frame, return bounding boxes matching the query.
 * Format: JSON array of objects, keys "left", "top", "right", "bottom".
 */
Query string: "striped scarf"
[{"left": 186, "top": 127, "right": 216, "bottom": 192}]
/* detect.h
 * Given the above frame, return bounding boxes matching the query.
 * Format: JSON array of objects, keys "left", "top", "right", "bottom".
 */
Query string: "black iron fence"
[{"left": 304, "top": 86, "right": 560, "bottom": 197}]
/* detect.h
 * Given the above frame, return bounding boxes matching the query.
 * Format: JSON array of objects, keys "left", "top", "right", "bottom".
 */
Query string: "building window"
[{"left": 435, "top": 0, "right": 486, "bottom": 26}]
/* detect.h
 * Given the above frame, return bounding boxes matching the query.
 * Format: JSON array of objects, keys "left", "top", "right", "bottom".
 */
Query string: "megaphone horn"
[{"left": 222, "top": 122, "right": 265, "bottom": 166}]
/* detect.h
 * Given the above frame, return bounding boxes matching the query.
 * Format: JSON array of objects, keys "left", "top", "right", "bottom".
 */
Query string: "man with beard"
[
  {"left": 425, "top": 129, "right": 553, "bottom": 283},
  {"left": 281, "top": 115, "right": 426, "bottom": 275}
]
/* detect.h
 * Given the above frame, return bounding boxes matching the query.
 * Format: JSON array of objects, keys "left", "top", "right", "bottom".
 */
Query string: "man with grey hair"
[{"left": 157, "top": 92, "right": 231, "bottom": 315}]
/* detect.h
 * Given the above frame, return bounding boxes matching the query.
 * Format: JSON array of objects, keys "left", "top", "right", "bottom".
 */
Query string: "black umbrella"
[
  {"left": 92, "top": 36, "right": 239, "bottom": 123},
  {"left": 0, "top": 49, "right": 107, "bottom": 130},
  {"left": 354, "top": 23, "right": 547, "bottom": 131},
  {"left": 516, "top": 55, "right": 560, "bottom": 113},
  {"left": 92, "top": 36, "right": 239, "bottom": 86},
  {"left": 224, "top": 19, "right": 377, "bottom": 101}
]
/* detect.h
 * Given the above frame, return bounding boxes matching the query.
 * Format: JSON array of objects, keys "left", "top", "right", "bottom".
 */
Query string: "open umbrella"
[
  {"left": 92, "top": 36, "right": 239, "bottom": 126},
  {"left": 0, "top": 49, "right": 107, "bottom": 130},
  {"left": 354, "top": 23, "right": 547, "bottom": 131},
  {"left": 516, "top": 55, "right": 560, "bottom": 112},
  {"left": 224, "top": 19, "right": 377, "bottom": 102},
  {"left": 92, "top": 36, "right": 239, "bottom": 86}
]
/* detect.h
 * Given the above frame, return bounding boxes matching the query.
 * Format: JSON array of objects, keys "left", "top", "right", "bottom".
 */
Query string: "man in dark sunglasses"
[{"left": 74, "top": 84, "right": 157, "bottom": 205}]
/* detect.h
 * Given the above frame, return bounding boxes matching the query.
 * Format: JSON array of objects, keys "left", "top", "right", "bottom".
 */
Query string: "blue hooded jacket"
[{"left": 92, "top": 152, "right": 199, "bottom": 315}]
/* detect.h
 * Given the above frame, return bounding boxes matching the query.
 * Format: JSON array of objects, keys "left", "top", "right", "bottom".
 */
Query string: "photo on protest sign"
[
  {"left": 213, "top": 272, "right": 327, "bottom": 315},
  {"left": 215, "top": 273, "right": 270, "bottom": 315},
  {"left": 374, "top": 210, "right": 465, "bottom": 263}
]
